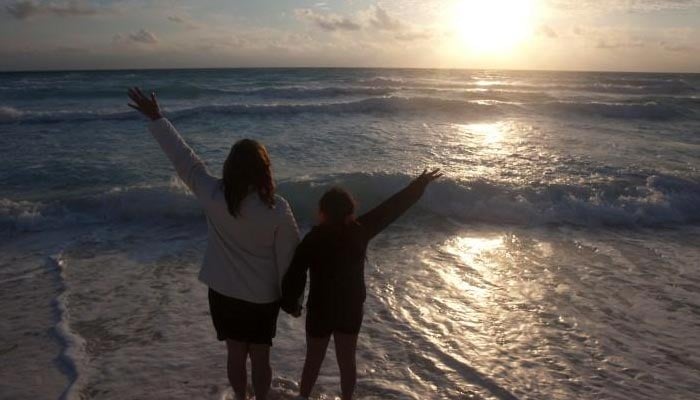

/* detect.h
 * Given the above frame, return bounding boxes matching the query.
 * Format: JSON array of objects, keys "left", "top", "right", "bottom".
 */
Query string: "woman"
[{"left": 127, "top": 87, "right": 299, "bottom": 400}]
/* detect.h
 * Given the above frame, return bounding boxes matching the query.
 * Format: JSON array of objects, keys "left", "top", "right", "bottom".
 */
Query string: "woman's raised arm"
[{"left": 128, "top": 87, "right": 217, "bottom": 202}]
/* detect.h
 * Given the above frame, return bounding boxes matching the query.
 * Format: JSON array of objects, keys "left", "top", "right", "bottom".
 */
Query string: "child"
[{"left": 281, "top": 168, "right": 443, "bottom": 400}]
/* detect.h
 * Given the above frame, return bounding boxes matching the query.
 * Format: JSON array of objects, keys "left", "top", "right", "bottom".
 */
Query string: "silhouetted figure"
[{"left": 281, "top": 169, "right": 442, "bottom": 400}]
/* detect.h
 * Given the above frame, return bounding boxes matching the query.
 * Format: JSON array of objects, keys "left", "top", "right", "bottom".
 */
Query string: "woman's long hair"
[{"left": 222, "top": 139, "right": 275, "bottom": 216}]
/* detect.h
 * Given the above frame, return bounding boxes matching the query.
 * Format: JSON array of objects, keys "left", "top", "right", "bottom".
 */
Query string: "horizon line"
[{"left": 1, "top": 66, "right": 698, "bottom": 75}]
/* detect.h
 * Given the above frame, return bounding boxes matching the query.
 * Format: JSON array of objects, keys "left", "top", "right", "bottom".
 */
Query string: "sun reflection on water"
[
  {"left": 440, "top": 120, "right": 538, "bottom": 181},
  {"left": 438, "top": 235, "right": 505, "bottom": 299},
  {"left": 447, "top": 236, "right": 505, "bottom": 265},
  {"left": 454, "top": 122, "right": 507, "bottom": 145}
]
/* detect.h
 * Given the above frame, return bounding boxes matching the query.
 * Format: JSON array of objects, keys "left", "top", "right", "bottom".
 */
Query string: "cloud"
[
  {"left": 659, "top": 40, "right": 696, "bottom": 52},
  {"left": 295, "top": 5, "right": 429, "bottom": 43},
  {"left": 546, "top": 0, "right": 700, "bottom": 12},
  {"left": 537, "top": 24, "right": 558, "bottom": 38},
  {"left": 167, "top": 15, "right": 186, "bottom": 23},
  {"left": 294, "top": 8, "right": 361, "bottom": 31},
  {"left": 4, "top": 0, "right": 100, "bottom": 20},
  {"left": 562, "top": 23, "right": 697, "bottom": 55},
  {"left": 167, "top": 15, "right": 199, "bottom": 29},
  {"left": 113, "top": 29, "right": 160, "bottom": 45},
  {"left": 596, "top": 37, "right": 645, "bottom": 50},
  {"left": 394, "top": 31, "right": 432, "bottom": 41},
  {"left": 130, "top": 29, "right": 159, "bottom": 44},
  {"left": 367, "top": 6, "right": 403, "bottom": 31}
]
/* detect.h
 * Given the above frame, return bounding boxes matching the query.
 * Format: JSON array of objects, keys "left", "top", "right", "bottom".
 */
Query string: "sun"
[{"left": 451, "top": 0, "right": 538, "bottom": 54}]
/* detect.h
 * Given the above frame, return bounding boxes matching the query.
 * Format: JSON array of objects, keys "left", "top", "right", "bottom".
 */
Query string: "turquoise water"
[{"left": 1, "top": 69, "right": 699, "bottom": 399}]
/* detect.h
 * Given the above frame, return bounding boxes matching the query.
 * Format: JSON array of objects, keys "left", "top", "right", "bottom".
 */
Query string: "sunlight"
[
  {"left": 455, "top": 122, "right": 506, "bottom": 145},
  {"left": 446, "top": 236, "right": 505, "bottom": 266},
  {"left": 437, "top": 235, "right": 505, "bottom": 299},
  {"left": 443, "top": 121, "right": 512, "bottom": 179},
  {"left": 451, "top": 0, "right": 538, "bottom": 53}
]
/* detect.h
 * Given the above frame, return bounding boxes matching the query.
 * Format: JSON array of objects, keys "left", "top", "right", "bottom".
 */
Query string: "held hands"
[
  {"left": 281, "top": 302, "right": 303, "bottom": 318},
  {"left": 127, "top": 87, "right": 163, "bottom": 121},
  {"left": 290, "top": 305, "right": 302, "bottom": 318},
  {"left": 413, "top": 168, "right": 443, "bottom": 189}
]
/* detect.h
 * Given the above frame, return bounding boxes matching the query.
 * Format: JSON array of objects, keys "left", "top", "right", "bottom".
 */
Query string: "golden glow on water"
[
  {"left": 447, "top": 236, "right": 504, "bottom": 265},
  {"left": 438, "top": 121, "right": 514, "bottom": 179},
  {"left": 457, "top": 122, "right": 506, "bottom": 145},
  {"left": 439, "top": 235, "right": 505, "bottom": 299},
  {"left": 473, "top": 79, "right": 508, "bottom": 86}
]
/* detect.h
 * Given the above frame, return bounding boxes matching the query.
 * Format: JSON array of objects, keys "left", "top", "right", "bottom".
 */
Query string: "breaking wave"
[
  {"left": 0, "top": 84, "right": 396, "bottom": 101},
  {"left": 2, "top": 172, "right": 698, "bottom": 235},
  {"left": 359, "top": 76, "right": 697, "bottom": 95},
  {"left": 0, "top": 106, "right": 23, "bottom": 122},
  {"left": 3, "top": 95, "right": 692, "bottom": 125}
]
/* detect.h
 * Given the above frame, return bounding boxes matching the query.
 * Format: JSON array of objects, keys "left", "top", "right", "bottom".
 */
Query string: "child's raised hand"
[{"left": 413, "top": 168, "right": 443, "bottom": 188}]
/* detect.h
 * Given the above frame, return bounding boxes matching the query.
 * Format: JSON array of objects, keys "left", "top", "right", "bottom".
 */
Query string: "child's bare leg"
[
  {"left": 299, "top": 335, "right": 331, "bottom": 398},
  {"left": 249, "top": 343, "right": 272, "bottom": 400},
  {"left": 333, "top": 332, "right": 358, "bottom": 400},
  {"left": 225, "top": 339, "right": 249, "bottom": 400}
]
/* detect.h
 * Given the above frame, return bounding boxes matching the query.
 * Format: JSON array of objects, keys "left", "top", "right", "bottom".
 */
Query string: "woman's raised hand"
[
  {"left": 413, "top": 168, "right": 443, "bottom": 188},
  {"left": 127, "top": 87, "right": 163, "bottom": 121}
]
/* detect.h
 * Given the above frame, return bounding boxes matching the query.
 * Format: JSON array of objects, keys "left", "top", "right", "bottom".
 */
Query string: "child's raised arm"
[{"left": 357, "top": 168, "right": 442, "bottom": 240}]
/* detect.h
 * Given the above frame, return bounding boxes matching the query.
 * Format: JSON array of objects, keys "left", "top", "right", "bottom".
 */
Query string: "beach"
[{"left": 1, "top": 68, "right": 699, "bottom": 399}]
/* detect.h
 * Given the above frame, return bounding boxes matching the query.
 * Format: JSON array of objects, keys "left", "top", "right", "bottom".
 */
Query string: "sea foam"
[
  {"left": 3, "top": 95, "right": 693, "bottom": 125},
  {"left": 2, "top": 173, "right": 698, "bottom": 235}
]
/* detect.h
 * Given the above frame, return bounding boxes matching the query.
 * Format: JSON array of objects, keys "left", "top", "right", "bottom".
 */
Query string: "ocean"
[{"left": 0, "top": 68, "right": 698, "bottom": 400}]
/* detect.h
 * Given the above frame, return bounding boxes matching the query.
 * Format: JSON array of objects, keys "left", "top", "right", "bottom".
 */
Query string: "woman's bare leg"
[
  {"left": 299, "top": 335, "right": 331, "bottom": 398},
  {"left": 249, "top": 343, "right": 272, "bottom": 400},
  {"left": 333, "top": 332, "right": 358, "bottom": 400},
  {"left": 226, "top": 339, "right": 249, "bottom": 400}
]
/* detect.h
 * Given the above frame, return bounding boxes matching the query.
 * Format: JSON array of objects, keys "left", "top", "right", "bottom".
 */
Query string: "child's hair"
[{"left": 319, "top": 187, "right": 356, "bottom": 224}]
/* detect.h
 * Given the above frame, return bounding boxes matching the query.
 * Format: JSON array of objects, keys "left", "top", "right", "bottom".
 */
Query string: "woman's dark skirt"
[{"left": 208, "top": 288, "right": 280, "bottom": 346}]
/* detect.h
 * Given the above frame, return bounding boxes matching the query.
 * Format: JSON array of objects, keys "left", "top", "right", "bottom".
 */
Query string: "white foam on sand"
[{"left": 47, "top": 251, "right": 88, "bottom": 400}]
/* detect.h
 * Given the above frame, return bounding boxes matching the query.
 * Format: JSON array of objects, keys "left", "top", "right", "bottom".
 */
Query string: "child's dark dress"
[{"left": 281, "top": 179, "right": 429, "bottom": 337}]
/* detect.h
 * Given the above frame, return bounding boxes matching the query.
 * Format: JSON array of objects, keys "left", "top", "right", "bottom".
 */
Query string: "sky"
[{"left": 0, "top": 0, "right": 699, "bottom": 72}]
